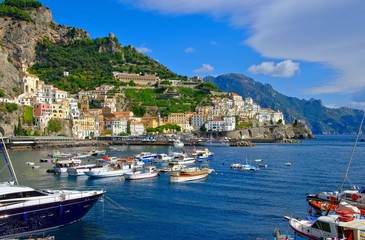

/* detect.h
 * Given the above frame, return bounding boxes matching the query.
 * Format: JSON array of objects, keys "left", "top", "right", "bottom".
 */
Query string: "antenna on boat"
[
  {"left": 0, "top": 134, "right": 19, "bottom": 186},
  {"left": 339, "top": 110, "right": 365, "bottom": 192}
]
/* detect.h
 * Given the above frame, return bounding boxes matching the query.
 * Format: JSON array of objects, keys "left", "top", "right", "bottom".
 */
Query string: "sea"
[{"left": 1, "top": 135, "right": 365, "bottom": 240}]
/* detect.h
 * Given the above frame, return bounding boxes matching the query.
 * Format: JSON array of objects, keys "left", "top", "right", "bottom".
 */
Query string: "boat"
[
  {"left": 153, "top": 153, "right": 173, "bottom": 163},
  {"left": 47, "top": 159, "right": 82, "bottom": 174},
  {"left": 285, "top": 211, "right": 365, "bottom": 240},
  {"left": 173, "top": 139, "right": 184, "bottom": 148},
  {"left": 0, "top": 136, "right": 105, "bottom": 239},
  {"left": 169, "top": 154, "right": 196, "bottom": 165},
  {"left": 134, "top": 152, "right": 158, "bottom": 162},
  {"left": 72, "top": 152, "right": 92, "bottom": 160},
  {"left": 285, "top": 162, "right": 292, "bottom": 166},
  {"left": 84, "top": 158, "right": 143, "bottom": 178},
  {"left": 108, "top": 146, "right": 123, "bottom": 151},
  {"left": 90, "top": 149, "right": 106, "bottom": 156},
  {"left": 230, "top": 163, "right": 242, "bottom": 169},
  {"left": 200, "top": 138, "right": 230, "bottom": 147},
  {"left": 169, "top": 167, "right": 210, "bottom": 183},
  {"left": 241, "top": 164, "right": 260, "bottom": 171},
  {"left": 195, "top": 148, "right": 214, "bottom": 161},
  {"left": 47, "top": 150, "right": 73, "bottom": 158},
  {"left": 259, "top": 164, "right": 268, "bottom": 168},
  {"left": 272, "top": 228, "right": 306, "bottom": 240},
  {"left": 67, "top": 157, "right": 120, "bottom": 176},
  {"left": 124, "top": 166, "right": 159, "bottom": 180},
  {"left": 26, "top": 162, "right": 35, "bottom": 166}
]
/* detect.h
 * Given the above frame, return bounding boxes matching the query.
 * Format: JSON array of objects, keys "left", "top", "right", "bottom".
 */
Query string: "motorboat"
[
  {"left": 200, "top": 138, "right": 230, "bottom": 147},
  {"left": 169, "top": 167, "right": 210, "bottom": 183},
  {"left": 67, "top": 157, "right": 120, "bottom": 176},
  {"left": 241, "top": 164, "right": 260, "bottom": 171},
  {"left": 90, "top": 149, "right": 106, "bottom": 156},
  {"left": 47, "top": 159, "right": 82, "bottom": 174},
  {"left": 72, "top": 152, "right": 92, "bottom": 160},
  {"left": 124, "top": 166, "right": 159, "bottom": 180},
  {"left": 195, "top": 148, "right": 214, "bottom": 161},
  {"left": 169, "top": 154, "right": 196, "bottom": 165},
  {"left": 47, "top": 150, "right": 73, "bottom": 158},
  {"left": 153, "top": 153, "right": 173, "bottom": 163},
  {"left": 84, "top": 158, "right": 143, "bottom": 178},
  {"left": 285, "top": 211, "right": 365, "bottom": 240},
  {"left": 0, "top": 137, "right": 104, "bottom": 239},
  {"left": 173, "top": 139, "right": 184, "bottom": 148},
  {"left": 134, "top": 152, "right": 158, "bottom": 162}
]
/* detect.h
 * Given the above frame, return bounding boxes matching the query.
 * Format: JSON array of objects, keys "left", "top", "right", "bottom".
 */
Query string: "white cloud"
[
  {"left": 248, "top": 60, "right": 299, "bottom": 78},
  {"left": 184, "top": 47, "right": 194, "bottom": 53},
  {"left": 136, "top": 46, "right": 152, "bottom": 54},
  {"left": 118, "top": 1, "right": 365, "bottom": 97},
  {"left": 194, "top": 64, "right": 214, "bottom": 73}
]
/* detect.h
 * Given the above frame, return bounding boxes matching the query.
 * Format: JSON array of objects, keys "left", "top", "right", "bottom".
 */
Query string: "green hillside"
[{"left": 29, "top": 36, "right": 186, "bottom": 93}]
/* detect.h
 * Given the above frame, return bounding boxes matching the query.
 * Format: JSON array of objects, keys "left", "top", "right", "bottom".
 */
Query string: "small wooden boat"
[
  {"left": 124, "top": 166, "right": 159, "bottom": 180},
  {"left": 169, "top": 168, "right": 210, "bottom": 183}
]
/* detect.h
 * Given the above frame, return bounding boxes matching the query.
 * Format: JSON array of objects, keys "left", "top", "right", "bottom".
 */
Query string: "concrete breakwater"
[{"left": 7, "top": 137, "right": 300, "bottom": 152}]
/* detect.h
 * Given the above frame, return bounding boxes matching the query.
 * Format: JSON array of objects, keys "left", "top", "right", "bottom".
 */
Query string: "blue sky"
[{"left": 37, "top": 0, "right": 365, "bottom": 110}]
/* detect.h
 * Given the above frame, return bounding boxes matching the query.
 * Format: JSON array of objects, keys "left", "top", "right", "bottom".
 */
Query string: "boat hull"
[
  {"left": 0, "top": 192, "right": 103, "bottom": 239},
  {"left": 169, "top": 171, "right": 209, "bottom": 183},
  {"left": 125, "top": 172, "right": 159, "bottom": 180}
]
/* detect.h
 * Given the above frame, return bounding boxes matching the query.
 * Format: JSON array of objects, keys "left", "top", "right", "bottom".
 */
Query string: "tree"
[
  {"left": 200, "top": 125, "right": 207, "bottom": 132},
  {"left": 47, "top": 119, "right": 62, "bottom": 133}
]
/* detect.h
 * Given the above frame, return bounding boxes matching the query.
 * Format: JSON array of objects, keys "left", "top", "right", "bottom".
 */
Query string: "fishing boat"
[
  {"left": 90, "top": 149, "right": 106, "bottom": 156},
  {"left": 67, "top": 157, "right": 120, "bottom": 176},
  {"left": 285, "top": 212, "right": 365, "bottom": 240},
  {"left": 173, "top": 139, "right": 184, "bottom": 148},
  {"left": 241, "top": 164, "right": 260, "bottom": 171},
  {"left": 169, "top": 167, "right": 210, "bottom": 183},
  {"left": 272, "top": 228, "right": 306, "bottom": 240},
  {"left": 153, "top": 153, "right": 173, "bottom": 163},
  {"left": 0, "top": 137, "right": 104, "bottom": 239},
  {"left": 47, "top": 159, "right": 82, "bottom": 174},
  {"left": 195, "top": 148, "right": 214, "bottom": 161},
  {"left": 47, "top": 150, "right": 73, "bottom": 158},
  {"left": 169, "top": 154, "right": 196, "bottom": 165},
  {"left": 124, "top": 166, "right": 159, "bottom": 180},
  {"left": 72, "top": 152, "right": 92, "bottom": 160},
  {"left": 134, "top": 152, "right": 158, "bottom": 162},
  {"left": 84, "top": 158, "right": 143, "bottom": 178}
]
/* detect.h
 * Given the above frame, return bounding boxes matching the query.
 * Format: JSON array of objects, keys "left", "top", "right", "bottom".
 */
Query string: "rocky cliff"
[{"left": 0, "top": 5, "right": 88, "bottom": 98}]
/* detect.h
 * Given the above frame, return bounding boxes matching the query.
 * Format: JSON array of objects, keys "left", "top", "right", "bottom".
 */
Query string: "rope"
[{"left": 339, "top": 110, "right": 365, "bottom": 192}]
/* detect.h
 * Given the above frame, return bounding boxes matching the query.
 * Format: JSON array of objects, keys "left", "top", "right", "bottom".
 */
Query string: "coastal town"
[{"left": 0, "top": 71, "right": 285, "bottom": 140}]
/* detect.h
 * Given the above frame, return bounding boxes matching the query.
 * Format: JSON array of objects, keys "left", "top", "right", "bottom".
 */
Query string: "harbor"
[{"left": 1, "top": 135, "right": 364, "bottom": 239}]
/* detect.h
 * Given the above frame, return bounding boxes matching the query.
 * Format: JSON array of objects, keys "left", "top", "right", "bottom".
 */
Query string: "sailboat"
[
  {"left": 0, "top": 135, "right": 105, "bottom": 239},
  {"left": 286, "top": 112, "right": 365, "bottom": 239}
]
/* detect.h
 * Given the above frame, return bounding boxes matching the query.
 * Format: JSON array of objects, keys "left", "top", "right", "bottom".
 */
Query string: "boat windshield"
[
  {"left": 0, "top": 190, "right": 48, "bottom": 201},
  {"left": 312, "top": 220, "right": 331, "bottom": 233}
]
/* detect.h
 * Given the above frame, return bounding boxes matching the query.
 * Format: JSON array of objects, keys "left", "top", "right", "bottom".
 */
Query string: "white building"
[
  {"left": 104, "top": 118, "right": 128, "bottom": 135},
  {"left": 130, "top": 121, "right": 145, "bottom": 136}
]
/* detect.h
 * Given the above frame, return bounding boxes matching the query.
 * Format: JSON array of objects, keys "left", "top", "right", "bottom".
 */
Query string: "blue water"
[{"left": 2, "top": 135, "right": 365, "bottom": 240}]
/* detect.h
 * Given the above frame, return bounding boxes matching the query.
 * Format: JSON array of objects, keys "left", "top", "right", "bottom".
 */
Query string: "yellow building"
[
  {"left": 72, "top": 114, "right": 98, "bottom": 139},
  {"left": 141, "top": 116, "right": 159, "bottom": 129},
  {"left": 50, "top": 100, "right": 70, "bottom": 119}
]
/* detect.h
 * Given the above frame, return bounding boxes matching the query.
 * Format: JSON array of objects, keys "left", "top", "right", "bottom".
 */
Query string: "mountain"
[
  {"left": 204, "top": 73, "right": 363, "bottom": 134},
  {"left": 0, "top": 1, "right": 184, "bottom": 96}
]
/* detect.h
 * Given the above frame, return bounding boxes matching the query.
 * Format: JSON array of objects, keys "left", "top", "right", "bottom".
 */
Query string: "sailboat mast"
[
  {"left": 0, "top": 136, "right": 19, "bottom": 185},
  {"left": 339, "top": 111, "right": 365, "bottom": 192}
]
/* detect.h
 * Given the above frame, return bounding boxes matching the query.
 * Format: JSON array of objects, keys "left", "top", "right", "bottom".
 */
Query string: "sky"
[{"left": 35, "top": 0, "right": 365, "bottom": 110}]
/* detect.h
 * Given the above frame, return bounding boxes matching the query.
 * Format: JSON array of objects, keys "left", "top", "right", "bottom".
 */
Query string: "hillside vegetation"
[{"left": 29, "top": 36, "right": 186, "bottom": 93}]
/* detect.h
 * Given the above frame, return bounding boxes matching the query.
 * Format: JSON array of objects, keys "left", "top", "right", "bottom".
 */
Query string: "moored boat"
[
  {"left": 134, "top": 152, "right": 157, "bottom": 162},
  {"left": 173, "top": 139, "right": 184, "bottom": 148},
  {"left": 285, "top": 212, "right": 365, "bottom": 240},
  {"left": 124, "top": 166, "right": 159, "bottom": 180},
  {"left": 0, "top": 137, "right": 105, "bottom": 239},
  {"left": 84, "top": 158, "right": 143, "bottom": 178},
  {"left": 47, "top": 159, "right": 82, "bottom": 174},
  {"left": 169, "top": 168, "right": 210, "bottom": 183}
]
